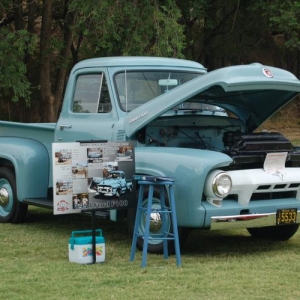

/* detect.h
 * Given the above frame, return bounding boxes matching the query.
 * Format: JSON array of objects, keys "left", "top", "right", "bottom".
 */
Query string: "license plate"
[{"left": 276, "top": 208, "right": 297, "bottom": 225}]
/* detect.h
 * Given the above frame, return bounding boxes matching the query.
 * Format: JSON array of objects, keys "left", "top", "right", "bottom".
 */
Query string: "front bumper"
[
  {"left": 210, "top": 210, "right": 300, "bottom": 230},
  {"left": 97, "top": 186, "right": 114, "bottom": 196},
  {"left": 97, "top": 192, "right": 114, "bottom": 197}
]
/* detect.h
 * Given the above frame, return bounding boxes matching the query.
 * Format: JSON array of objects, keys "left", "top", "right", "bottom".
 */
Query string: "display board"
[{"left": 52, "top": 141, "right": 135, "bottom": 215}]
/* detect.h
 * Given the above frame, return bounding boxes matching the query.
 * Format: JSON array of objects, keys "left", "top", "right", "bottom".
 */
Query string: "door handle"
[{"left": 59, "top": 124, "right": 72, "bottom": 130}]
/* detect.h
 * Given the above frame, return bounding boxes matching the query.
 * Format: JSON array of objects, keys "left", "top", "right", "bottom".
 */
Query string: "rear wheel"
[
  {"left": 0, "top": 167, "right": 27, "bottom": 223},
  {"left": 128, "top": 187, "right": 188, "bottom": 254},
  {"left": 247, "top": 224, "right": 299, "bottom": 241}
]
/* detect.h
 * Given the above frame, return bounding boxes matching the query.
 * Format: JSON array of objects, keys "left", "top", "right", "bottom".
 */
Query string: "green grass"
[
  {"left": 292, "top": 138, "right": 300, "bottom": 146},
  {"left": 1, "top": 207, "right": 300, "bottom": 300}
]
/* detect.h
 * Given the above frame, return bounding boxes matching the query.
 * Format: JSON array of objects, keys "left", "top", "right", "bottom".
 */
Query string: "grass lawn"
[{"left": 1, "top": 207, "right": 300, "bottom": 300}]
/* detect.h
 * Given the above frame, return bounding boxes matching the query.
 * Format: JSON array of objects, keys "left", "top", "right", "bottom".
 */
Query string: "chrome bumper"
[{"left": 210, "top": 210, "right": 300, "bottom": 230}]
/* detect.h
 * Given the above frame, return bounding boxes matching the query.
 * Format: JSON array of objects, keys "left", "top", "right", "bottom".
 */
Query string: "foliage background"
[
  {"left": 1, "top": 0, "right": 300, "bottom": 125},
  {"left": 1, "top": 3, "right": 300, "bottom": 298}
]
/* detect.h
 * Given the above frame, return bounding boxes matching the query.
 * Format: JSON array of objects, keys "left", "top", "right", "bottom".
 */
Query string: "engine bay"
[{"left": 135, "top": 115, "right": 300, "bottom": 169}]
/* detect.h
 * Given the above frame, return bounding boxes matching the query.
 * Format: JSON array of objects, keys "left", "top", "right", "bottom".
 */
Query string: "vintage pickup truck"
[
  {"left": 1, "top": 56, "right": 300, "bottom": 254},
  {"left": 96, "top": 170, "right": 133, "bottom": 197}
]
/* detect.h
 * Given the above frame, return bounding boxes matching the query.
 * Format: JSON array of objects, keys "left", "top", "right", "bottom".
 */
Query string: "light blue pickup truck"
[
  {"left": 96, "top": 170, "right": 133, "bottom": 197},
  {"left": 1, "top": 56, "right": 300, "bottom": 253}
]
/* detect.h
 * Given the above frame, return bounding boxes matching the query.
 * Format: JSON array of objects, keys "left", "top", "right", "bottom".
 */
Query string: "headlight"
[{"left": 212, "top": 172, "right": 232, "bottom": 197}]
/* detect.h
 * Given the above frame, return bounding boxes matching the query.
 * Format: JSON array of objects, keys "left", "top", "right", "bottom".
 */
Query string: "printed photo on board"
[
  {"left": 56, "top": 179, "right": 73, "bottom": 195},
  {"left": 116, "top": 146, "right": 133, "bottom": 161},
  {"left": 54, "top": 149, "right": 72, "bottom": 165},
  {"left": 72, "top": 162, "right": 88, "bottom": 179},
  {"left": 87, "top": 147, "right": 103, "bottom": 163}
]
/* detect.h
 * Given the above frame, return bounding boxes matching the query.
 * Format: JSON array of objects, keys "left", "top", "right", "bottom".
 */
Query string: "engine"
[
  {"left": 222, "top": 132, "right": 300, "bottom": 170},
  {"left": 138, "top": 119, "right": 300, "bottom": 170}
]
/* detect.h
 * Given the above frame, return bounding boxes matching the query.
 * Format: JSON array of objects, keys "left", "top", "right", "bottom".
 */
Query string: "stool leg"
[
  {"left": 141, "top": 184, "right": 154, "bottom": 268},
  {"left": 160, "top": 185, "right": 168, "bottom": 259},
  {"left": 130, "top": 185, "right": 145, "bottom": 262},
  {"left": 169, "top": 185, "right": 181, "bottom": 266}
]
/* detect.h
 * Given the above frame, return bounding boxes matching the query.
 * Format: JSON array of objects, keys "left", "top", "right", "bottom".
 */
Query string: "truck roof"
[{"left": 72, "top": 56, "right": 206, "bottom": 73}]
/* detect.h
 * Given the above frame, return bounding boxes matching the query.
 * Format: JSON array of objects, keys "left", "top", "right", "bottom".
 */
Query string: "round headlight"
[{"left": 212, "top": 172, "right": 232, "bottom": 197}]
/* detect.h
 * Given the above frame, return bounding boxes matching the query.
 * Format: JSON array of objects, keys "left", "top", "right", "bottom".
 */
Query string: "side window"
[{"left": 72, "top": 73, "right": 112, "bottom": 113}]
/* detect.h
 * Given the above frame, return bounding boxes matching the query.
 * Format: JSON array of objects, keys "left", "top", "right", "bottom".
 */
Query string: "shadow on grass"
[
  {"left": 25, "top": 206, "right": 130, "bottom": 243},
  {"left": 24, "top": 207, "right": 299, "bottom": 257},
  {"left": 182, "top": 228, "right": 299, "bottom": 257}
]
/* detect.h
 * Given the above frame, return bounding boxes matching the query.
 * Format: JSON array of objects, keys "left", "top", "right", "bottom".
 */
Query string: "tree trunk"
[
  {"left": 23, "top": 0, "right": 38, "bottom": 122},
  {"left": 39, "top": 0, "right": 55, "bottom": 122},
  {"left": 54, "top": 10, "right": 75, "bottom": 119},
  {"left": 13, "top": 0, "right": 24, "bottom": 30},
  {"left": 262, "top": 32, "right": 283, "bottom": 69}
]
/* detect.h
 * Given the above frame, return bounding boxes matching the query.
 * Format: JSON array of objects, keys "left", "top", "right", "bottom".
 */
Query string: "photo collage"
[{"left": 53, "top": 141, "right": 135, "bottom": 215}]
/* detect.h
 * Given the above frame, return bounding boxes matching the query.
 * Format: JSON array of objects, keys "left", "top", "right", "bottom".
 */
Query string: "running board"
[
  {"left": 23, "top": 198, "right": 110, "bottom": 219},
  {"left": 23, "top": 198, "right": 53, "bottom": 209}
]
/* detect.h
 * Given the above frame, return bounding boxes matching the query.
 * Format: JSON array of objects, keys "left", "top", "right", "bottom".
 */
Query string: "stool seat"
[{"left": 130, "top": 177, "right": 181, "bottom": 267}]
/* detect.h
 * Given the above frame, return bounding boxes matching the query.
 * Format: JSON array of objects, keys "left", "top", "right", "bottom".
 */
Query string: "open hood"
[{"left": 124, "top": 63, "right": 300, "bottom": 137}]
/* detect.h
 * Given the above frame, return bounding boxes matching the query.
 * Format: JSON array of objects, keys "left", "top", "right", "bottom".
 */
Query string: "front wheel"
[
  {"left": 0, "top": 167, "right": 27, "bottom": 223},
  {"left": 128, "top": 187, "right": 185, "bottom": 254},
  {"left": 247, "top": 224, "right": 299, "bottom": 241}
]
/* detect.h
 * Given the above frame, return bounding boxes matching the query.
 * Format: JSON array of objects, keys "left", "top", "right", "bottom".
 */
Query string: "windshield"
[
  {"left": 108, "top": 172, "right": 121, "bottom": 179},
  {"left": 115, "top": 71, "right": 201, "bottom": 111}
]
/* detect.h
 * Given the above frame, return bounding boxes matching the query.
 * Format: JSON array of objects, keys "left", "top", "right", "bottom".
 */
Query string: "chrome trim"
[
  {"left": 59, "top": 124, "right": 72, "bottom": 130},
  {"left": 0, "top": 188, "right": 9, "bottom": 207},
  {"left": 210, "top": 210, "right": 300, "bottom": 230},
  {"left": 149, "top": 212, "right": 163, "bottom": 233},
  {"left": 212, "top": 172, "right": 232, "bottom": 198}
]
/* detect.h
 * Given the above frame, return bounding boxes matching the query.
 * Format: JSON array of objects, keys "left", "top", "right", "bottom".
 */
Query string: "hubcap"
[
  {"left": 140, "top": 199, "right": 171, "bottom": 245},
  {"left": 149, "top": 212, "right": 162, "bottom": 233},
  {"left": 0, "top": 188, "right": 9, "bottom": 207}
]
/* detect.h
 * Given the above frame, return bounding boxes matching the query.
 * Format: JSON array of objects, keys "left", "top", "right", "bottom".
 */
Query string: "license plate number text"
[{"left": 277, "top": 208, "right": 297, "bottom": 225}]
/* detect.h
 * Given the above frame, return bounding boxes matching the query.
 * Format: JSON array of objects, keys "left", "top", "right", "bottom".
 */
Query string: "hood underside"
[{"left": 124, "top": 63, "right": 300, "bottom": 137}]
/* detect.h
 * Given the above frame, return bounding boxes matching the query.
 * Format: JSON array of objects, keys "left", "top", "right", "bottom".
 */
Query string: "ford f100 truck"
[
  {"left": 1, "top": 56, "right": 300, "bottom": 254},
  {"left": 96, "top": 170, "right": 133, "bottom": 197}
]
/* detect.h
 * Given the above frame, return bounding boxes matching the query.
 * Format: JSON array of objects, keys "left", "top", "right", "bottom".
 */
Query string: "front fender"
[
  {"left": 0, "top": 137, "right": 49, "bottom": 201},
  {"left": 135, "top": 147, "right": 232, "bottom": 227}
]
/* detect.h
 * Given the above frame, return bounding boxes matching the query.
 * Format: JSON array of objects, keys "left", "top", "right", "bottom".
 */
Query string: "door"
[{"left": 55, "top": 71, "right": 117, "bottom": 143}]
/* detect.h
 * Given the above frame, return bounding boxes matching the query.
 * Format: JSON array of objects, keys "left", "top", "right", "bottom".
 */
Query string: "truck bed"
[{"left": 0, "top": 121, "right": 56, "bottom": 156}]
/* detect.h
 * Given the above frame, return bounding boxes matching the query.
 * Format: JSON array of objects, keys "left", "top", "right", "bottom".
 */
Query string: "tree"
[
  {"left": 177, "top": 0, "right": 271, "bottom": 70},
  {"left": 253, "top": 0, "right": 300, "bottom": 76},
  {"left": 39, "top": 0, "right": 54, "bottom": 121},
  {"left": 2, "top": 0, "right": 300, "bottom": 122},
  {"left": 68, "top": 0, "right": 185, "bottom": 59},
  {"left": 0, "top": 0, "right": 186, "bottom": 122},
  {"left": 176, "top": 0, "right": 300, "bottom": 74},
  {"left": 0, "top": 1, "right": 37, "bottom": 121}
]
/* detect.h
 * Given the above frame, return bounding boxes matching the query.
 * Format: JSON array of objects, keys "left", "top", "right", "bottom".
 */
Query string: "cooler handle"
[
  {"left": 70, "top": 229, "right": 102, "bottom": 250},
  {"left": 71, "top": 229, "right": 102, "bottom": 238}
]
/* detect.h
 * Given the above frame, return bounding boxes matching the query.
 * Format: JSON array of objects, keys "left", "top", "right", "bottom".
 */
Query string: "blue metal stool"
[{"left": 130, "top": 177, "right": 181, "bottom": 268}]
